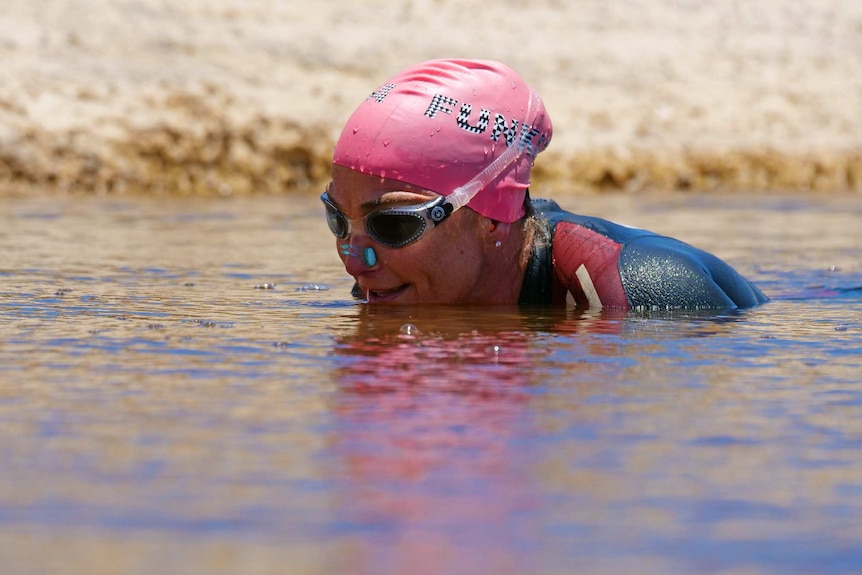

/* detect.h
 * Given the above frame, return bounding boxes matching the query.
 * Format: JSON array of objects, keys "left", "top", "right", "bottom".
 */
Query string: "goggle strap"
[{"left": 446, "top": 89, "right": 537, "bottom": 212}]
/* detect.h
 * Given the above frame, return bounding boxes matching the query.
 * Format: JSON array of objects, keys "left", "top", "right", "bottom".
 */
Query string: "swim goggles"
[
  {"left": 321, "top": 191, "right": 456, "bottom": 249},
  {"left": 321, "top": 90, "right": 540, "bottom": 249}
]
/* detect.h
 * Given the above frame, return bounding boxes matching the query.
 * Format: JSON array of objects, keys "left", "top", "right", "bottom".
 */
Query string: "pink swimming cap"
[{"left": 332, "top": 59, "right": 553, "bottom": 223}]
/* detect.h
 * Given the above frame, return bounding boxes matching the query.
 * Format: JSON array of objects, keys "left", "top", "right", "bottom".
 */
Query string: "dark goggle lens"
[
  {"left": 324, "top": 204, "right": 348, "bottom": 238},
  {"left": 367, "top": 212, "right": 426, "bottom": 248}
]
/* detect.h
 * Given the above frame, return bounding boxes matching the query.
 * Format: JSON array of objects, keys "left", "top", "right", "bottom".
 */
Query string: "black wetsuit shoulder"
[{"left": 519, "top": 198, "right": 769, "bottom": 309}]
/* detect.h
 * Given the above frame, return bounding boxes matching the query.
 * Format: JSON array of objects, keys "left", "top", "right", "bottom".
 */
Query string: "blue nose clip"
[{"left": 340, "top": 244, "right": 377, "bottom": 267}]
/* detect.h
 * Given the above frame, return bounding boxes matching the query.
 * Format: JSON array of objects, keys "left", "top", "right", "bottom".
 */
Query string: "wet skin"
[{"left": 328, "top": 164, "right": 526, "bottom": 305}]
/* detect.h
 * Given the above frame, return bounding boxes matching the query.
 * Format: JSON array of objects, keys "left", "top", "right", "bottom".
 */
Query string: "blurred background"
[{"left": 1, "top": 0, "right": 860, "bottom": 197}]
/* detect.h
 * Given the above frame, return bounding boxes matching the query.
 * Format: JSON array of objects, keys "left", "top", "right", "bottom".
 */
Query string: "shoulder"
[
  {"left": 525, "top": 198, "right": 768, "bottom": 310},
  {"left": 531, "top": 198, "right": 652, "bottom": 243},
  {"left": 618, "top": 236, "right": 768, "bottom": 309}
]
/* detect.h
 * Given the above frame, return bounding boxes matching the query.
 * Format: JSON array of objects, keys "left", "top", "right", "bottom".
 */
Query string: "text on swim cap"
[
  {"left": 457, "top": 103, "right": 490, "bottom": 134},
  {"left": 367, "top": 84, "right": 548, "bottom": 156},
  {"left": 423, "top": 93, "right": 543, "bottom": 154},
  {"left": 369, "top": 83, "right": 396, "bottom": 103}
]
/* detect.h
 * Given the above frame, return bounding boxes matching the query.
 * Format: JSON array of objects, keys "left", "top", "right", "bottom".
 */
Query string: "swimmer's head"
[{"left": 332, "top": 59, "right": 553, "bottom": 223}]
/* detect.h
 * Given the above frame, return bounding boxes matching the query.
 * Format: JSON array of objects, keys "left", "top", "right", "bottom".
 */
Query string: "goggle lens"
[
  {"left": 367, "top": 212, "right": 426, "bottom": 248},
  {"left": 324, "top": 203, "right": 348, "bottom": 238}
]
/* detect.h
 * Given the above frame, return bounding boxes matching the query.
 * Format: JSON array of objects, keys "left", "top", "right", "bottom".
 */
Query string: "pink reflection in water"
[{"left": 323, "top": 306, "right": 624, "bottom": 574}]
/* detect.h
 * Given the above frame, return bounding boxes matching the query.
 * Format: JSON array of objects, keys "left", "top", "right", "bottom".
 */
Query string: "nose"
[{"left": 341, "top": 239, "right": 379, "bottom": 276}]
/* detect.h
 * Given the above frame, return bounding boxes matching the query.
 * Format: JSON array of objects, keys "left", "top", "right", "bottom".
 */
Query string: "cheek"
[
  {"left": 419, "top": 237, "right": 483, "bottom": 293},
  {"left": 377, "top": 217, "right": 485, "bottom": 298},
  {"left": 380, "top": 249, "right": 422, "bottom": 275}
]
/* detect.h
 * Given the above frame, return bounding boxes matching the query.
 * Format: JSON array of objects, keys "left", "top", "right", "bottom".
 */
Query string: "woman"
[{"left": 323, "top": 59, "right": 768, "bottom": 309}]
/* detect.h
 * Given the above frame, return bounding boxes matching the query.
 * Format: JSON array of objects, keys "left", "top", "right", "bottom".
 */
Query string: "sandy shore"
[{"left": 1, "top": 0, "right": 861, "bottom": 196}]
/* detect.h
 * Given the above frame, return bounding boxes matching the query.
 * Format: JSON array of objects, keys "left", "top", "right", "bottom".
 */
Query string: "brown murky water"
[{"left": 1, "top": 191, "right": 861, "bottom": 574}]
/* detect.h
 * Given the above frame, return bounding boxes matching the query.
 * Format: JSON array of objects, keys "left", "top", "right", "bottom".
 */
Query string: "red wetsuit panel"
[{"left": 551, "top": 221, "right": 629, "bottom": 308}]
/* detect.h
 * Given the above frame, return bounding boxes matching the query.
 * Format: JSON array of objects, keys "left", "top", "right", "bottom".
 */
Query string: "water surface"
[{"left": 1, "top": 191, "right": 861, "bottom": 574}]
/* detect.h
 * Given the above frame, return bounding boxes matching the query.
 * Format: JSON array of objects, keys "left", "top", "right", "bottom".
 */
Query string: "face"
[{"left": 326, "top": 164, "right": 493, "bottom": 305}]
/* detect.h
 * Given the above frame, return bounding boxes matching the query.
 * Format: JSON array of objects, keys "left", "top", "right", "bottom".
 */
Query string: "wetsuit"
[{"left": 519, "top": 199, "right": 768, "bottom": 309}]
